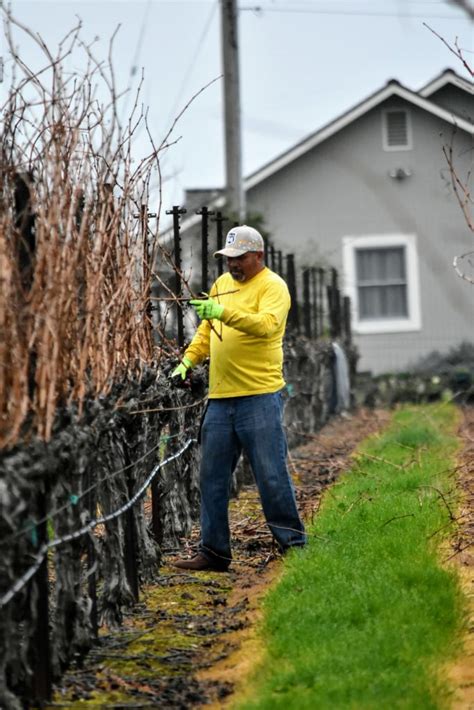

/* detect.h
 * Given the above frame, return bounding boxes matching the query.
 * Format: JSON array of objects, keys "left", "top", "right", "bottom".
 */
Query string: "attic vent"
[{"left": 383, "top": 109, "right": 412, "bottom": 151}]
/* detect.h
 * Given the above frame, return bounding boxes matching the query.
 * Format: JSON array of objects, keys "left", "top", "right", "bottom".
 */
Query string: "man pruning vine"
[{"left": 171, "top": 225, "right": 306, "bottom": 571}]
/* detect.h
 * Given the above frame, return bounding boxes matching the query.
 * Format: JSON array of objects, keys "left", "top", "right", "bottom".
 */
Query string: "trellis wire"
[
  {"left": 2, "top": 425, "right": 198, "bottom": 548},
  {"left": 0, "top": 437, "right": 196, "bottom": 609}
]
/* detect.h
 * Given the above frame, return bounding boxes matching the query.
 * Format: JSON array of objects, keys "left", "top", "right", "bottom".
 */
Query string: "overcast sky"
[{"left": 2, "top": 0, "right": 473, "bottom": 224}]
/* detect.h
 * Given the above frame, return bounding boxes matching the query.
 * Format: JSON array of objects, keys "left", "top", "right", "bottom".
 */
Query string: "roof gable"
[
  {"left": 245, "top": 79, "right": 474, "bottom": 189},
  {"left": 419, "top": 68, "right": 473, "bottom": 98},
  {"left": 161, "top": 71, "right": 474, "bottom": 238}
]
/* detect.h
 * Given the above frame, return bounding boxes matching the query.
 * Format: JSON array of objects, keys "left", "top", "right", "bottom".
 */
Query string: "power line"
[
  {"left": 130, "top": 0, "right": 153, "bottom": 79},
  {"left": 240, "top": 3, "right": 473, "bottom": 19},
  {"left": 242, "top": 0, "right": 456, "bottom": 4},
  {"left": 121, "top": 0, "right": 153, "bottom": 121},
  {"left": 165, "top": 0, "right": 219, "bottom": 129}
]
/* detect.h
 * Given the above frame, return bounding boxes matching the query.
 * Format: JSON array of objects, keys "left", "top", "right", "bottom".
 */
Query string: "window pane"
[
  {"left": 356, "top": 247, "right": 406, "bottom": 284},
  {"left": 359, "top": 284, "right": 408, "bottom": 319}
]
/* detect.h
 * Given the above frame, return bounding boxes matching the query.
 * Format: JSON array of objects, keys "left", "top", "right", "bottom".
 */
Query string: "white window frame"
[
  {"left": 342, "top": 234, "right": 421, "bottom": 334},
  {"left": 382, "top": 108, "right": 413, "bottom": 151}
]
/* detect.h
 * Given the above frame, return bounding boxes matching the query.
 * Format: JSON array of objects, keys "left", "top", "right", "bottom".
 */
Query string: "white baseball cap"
[{"left": 213, "top": 225, "right": 264, "bottom": 258}]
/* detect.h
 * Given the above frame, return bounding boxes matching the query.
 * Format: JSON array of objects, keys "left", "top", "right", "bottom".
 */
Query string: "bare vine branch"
[
  {"left": 0, "top": 9, "right": 216, "bottom": 447},
  {"left": 426, "top": 23, "right": 474, "bottom": 284}
]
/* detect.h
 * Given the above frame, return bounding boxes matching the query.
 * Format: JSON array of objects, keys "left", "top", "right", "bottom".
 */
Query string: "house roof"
[
  {"left": 245, "top": 75, "right": 474, "bottom": 189},
  {"left": 160, "top": 70, "right": 474, "bottom": 239},
  {"left": 418, "top": 68, "right": 474, "bottom": 98}
]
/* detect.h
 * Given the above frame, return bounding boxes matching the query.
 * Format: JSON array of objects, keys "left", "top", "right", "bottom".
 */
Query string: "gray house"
[{"left": 160, "top": 69, "right": 474, "bottom": 374}]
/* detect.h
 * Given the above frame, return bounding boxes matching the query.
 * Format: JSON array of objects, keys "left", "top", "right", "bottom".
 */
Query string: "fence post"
[
  {"left": 124, "top": 466, "right": 139, "bottom": 603},
  {"left": 318, "top": 268, "right": 325, "bottom": 336},
  {"left": 151, "top": 475, "right": 163, "bottom": 547},
  {"left": 165, "top": 206, "right": 187, "bottom": 348},
  {"left": 75, "top": 187, "right": 85, "bottom": 230},
  {"left": 327, "top": 268, "right": 342, "bottom": 339},
  {"left": 333, "top": 268, "right": 342, "bottom": 338},
  {"left": 277, "top": 250, "right": 283, "bottom": 277},
  {"left": 286, "top": 254, "right": 299, "bottom": 331},
  {"left": 213, "top": 211, "right": 227, "bottom": 277},
  {"left": 326, "top": 285, "right": 332, "bottom": 336},
  {"left": 343, "top": 295, "right": 352, "bottom": 344},
  {"left": 14, "top": 171, "right": 36, "bottom": 290},
  {"left": 269, "top": 244, "right": 276, "bottom": 272},
  {"left": 135, "top": 203, "right": 157, "bottom": 347},
  {"left": 302, "top": 268, "right": 311, "bottom": 338},
  {"left": 30, "top": 491, "right": 52, "bottom": 704},
  {"left": 85, "top": 469, "right": 98, "bottom": 638},
  {"left": 310, "top": 268, "right": 318, "bottom": 338},
  {"left": 196, "top": 207, "right": 214, "bottom": 293}
]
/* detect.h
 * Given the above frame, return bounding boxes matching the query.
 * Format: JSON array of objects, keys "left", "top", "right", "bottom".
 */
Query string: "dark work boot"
[{"left": 171, "top": 553, "right": 229, "bottom": 572}]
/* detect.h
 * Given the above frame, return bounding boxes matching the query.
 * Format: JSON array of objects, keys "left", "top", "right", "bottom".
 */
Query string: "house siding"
[
  {"left": 247, "top": 97, "right": 474, "bottom": 374},
  {"left": 426, "top": 85, "right": 474, "bottom": 123}
]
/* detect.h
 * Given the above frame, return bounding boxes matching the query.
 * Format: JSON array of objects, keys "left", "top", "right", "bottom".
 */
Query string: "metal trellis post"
[
  {"left": 311, "top": 267, "right": 318, "bottom": 338},
  {"left": 30, "top": 491, "right": 52, "bottom": 704},
  {"left": 213, "top": 211, "right": 227, "bottom": 277},
  {"left": 14, "top": 171, "right": 36, "bottom": 290},
  {"left": 277, "top": 250, "right": 283, "bottom": 277},
  {"left": 332, "top": 268, "right": 342, "bottom": 338},
  {"left": 151, "top": 474, "right": 163, "bottom": 547},
  {"left": 124, "top": 465, "right": 139, "bottom": 603},
  {"left": 286, "top": 254, "right": 299, "bottom": 331},
  {"left": 343, "top": 295, "right": 352, "bottom": 344},
  {"left": 134, "top": 203, "right": 157, "bottom": 347},
  {"left": 165, "top": 206, "right": 187, "bottom": 348},
  {"left": 269, "top": 244, "right": 276, "bottom": 272},
  {"left": 197, "top": 206, "right": 214, "bottom": 293},
  {"left": 85, "top": 468, "right": 98, "bottom": 637},
  {"left": 318, "top": 268, "right": 325, "bottom": 336},
  {"left": 302, "top": 268, "right": 311, "bottom": 338}
]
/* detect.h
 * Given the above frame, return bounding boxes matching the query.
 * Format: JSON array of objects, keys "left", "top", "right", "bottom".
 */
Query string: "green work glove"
[
  {"left": 190, "top": 296, "right": 224, "bottom": 320},
  {"left": 171, "top": 356, "right": 193, "bottom": 380}
]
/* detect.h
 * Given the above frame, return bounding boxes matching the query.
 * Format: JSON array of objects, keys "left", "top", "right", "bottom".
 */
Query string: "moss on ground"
[{"left": 47, "top": 570, "right": 233, "bottom": 707}]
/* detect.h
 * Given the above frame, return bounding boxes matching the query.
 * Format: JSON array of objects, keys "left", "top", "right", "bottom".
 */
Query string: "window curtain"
[{"left": 356, "top": 247, "right": 408, "bottom": 319}]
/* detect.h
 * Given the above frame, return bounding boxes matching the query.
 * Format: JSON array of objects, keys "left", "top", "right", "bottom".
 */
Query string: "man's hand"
[
  {"left": 170, "top": 356, "right": 193, "bottom": 380},
  {"left": 190, "top": 296, "right": 224, "bottom": 320}
]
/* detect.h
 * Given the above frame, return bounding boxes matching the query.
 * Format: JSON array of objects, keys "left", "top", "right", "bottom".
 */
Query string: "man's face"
[{"left": 227, "top": 251, "right": 264, "bottom": 282}]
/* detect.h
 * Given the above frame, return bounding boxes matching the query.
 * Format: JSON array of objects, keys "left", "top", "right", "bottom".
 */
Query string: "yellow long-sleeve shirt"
[{"left": 184, "top": 267, "right": 290, "bottom": 398}]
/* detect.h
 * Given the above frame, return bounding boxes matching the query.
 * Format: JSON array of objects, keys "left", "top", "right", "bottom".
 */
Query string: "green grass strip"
[{"left": 237, "top": 404, "right": 466, "bottom": 710}]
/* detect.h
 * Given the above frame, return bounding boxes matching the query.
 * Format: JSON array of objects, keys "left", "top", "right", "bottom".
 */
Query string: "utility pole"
[{"left": 220, "top": 0, "right": 246, "bottom": 222}]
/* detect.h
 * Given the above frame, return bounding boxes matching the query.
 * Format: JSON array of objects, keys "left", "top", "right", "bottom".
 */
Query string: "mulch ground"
[{"left": 48, "top": 406, "right": 473, "bottom": 709}]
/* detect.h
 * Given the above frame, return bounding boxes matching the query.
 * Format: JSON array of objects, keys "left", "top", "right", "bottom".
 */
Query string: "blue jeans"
[{"left": 198, "top": 390, "right": 306, "bottom": 568}]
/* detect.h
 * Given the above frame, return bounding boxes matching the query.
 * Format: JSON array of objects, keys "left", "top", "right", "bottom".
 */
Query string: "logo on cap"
[{"left": 226, "top": 232, "right": 236, "bottom": 245}]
